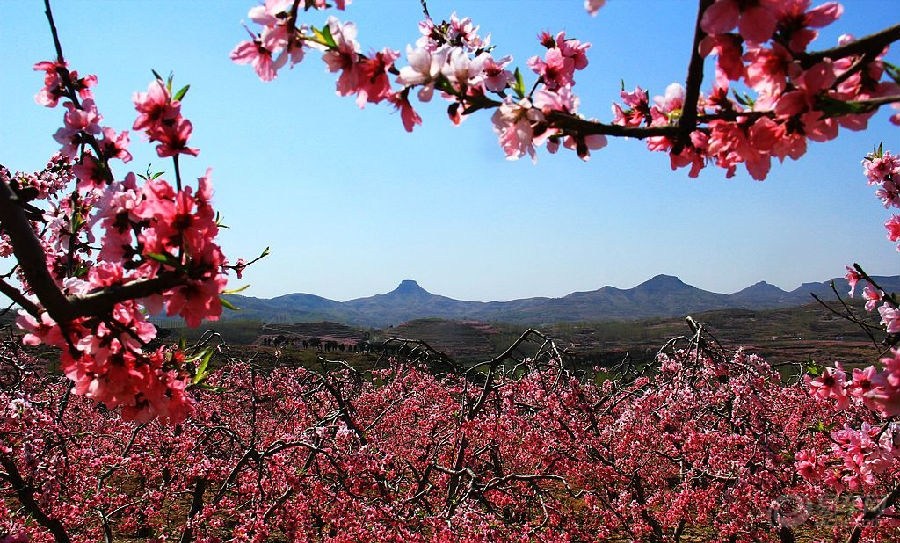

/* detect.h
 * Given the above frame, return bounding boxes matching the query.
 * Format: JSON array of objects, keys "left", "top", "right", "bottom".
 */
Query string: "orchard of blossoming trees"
[
  {"left": 0, "top": 0, "right": 898, "bottom": 541},
  {"left": 0, "top": 328, "right": 897, "bottom": 542}
]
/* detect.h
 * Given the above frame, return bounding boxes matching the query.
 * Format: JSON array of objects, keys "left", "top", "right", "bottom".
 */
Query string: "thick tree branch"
[
  {"left": 67, "top": 272, "right": 186, "bottom": 317},
  {"left": 541, "top": 0, "right": 711, "bottom": 148},
  {"left": 846, "top": 482, "right": 900, "bottom": 543},
  {"left": 0, "top": 0, "right": 165, "bottom": 326},
  {"left": 0, "top": 182, "right": 71, "bottom": 321},
  {"left": 0, "top": 277, "right": 40, "bottom": 317},
  {"left": 543, "top": 112, "right": 679, "bottom": 139},
  {"left": 0, "top": 452, "right": 72, "bottom": 543},
  {"left": 800, "top": 24, "right": 900, "bottom": 68},
  {"left": 178, "top": 477, "right": 208, "bottom": 543},
  {"left": 845, "top": 94, "right": 900, "bottom": 110},
  {"left": 673, "top": 0, "right": 714, "bottom": 154},
  {"left": 544, "top": 10, "right": 898, "bottom": 152},
  {"left": 0, "top": 179, "right": 188, "bottom": 325},
  {"left": 0, "top": 183, "right": 188, "bottom": 324}
]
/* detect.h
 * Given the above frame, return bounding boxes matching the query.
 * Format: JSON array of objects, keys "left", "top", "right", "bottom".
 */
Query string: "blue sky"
[{"left": 1, "top": 1, "right": 898, "bottom": 302}]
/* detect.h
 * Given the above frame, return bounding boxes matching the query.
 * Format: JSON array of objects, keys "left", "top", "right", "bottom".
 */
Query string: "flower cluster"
[
  {"left": 799, "top": 366, "right": 899, "bottom": 515},
  {"left": 806, "top": 352, "right": 900, "bottom": 418},
  {"left": 795, "top": 421, "right": 899, "bottom": 499},
  {"left": 231, "top": 0, "right": 349, "bottom": 82},
  {"left": 612, "top": 0, "right": 899, "bottom": 179},
  {"left": 133, "top": 80, "right": 199, "bottom": 158},
  {"left": 234, "top": 1, "right": 898, "bottom": 177},
  {"left": 797, "top": 149, "right": 900, "bottom": 524},
  {"left": 844, "top": 149, "right": 900, "bottom": 338},
  {"left": 801, "top": 150, "right": 900, "bottom": 502},
  {"left": 234, "top": 2, "right": 608, "bottom": 162},
  {"left": 862, "top": 150, "right": 900, "bottom": 247},
  {"left": 8, "top": 61, "right": 233, "bottom": 423}
]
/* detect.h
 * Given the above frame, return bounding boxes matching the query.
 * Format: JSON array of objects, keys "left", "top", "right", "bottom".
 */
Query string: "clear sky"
[{"left": 1, "top": 1, "right": 898, "bottom": 302}]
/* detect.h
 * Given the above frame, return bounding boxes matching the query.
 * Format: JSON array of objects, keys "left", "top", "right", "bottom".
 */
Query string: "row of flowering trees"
[
  {"left": 0, "top": 328, "right": 897, "bottom": 542},
  {"left": 0, "top": 0, "right": 897, "bottom": 541}
]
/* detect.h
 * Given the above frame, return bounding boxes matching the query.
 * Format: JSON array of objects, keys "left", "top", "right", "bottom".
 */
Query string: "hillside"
[
  {"left": 216, "top": 274, "right": 900, "bottom": 327},
  {"left": 163, "top": 298, "right": 885, "bottom": 370}
]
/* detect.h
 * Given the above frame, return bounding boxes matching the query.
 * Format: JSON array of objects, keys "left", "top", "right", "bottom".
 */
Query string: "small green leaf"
[
  {"left": 71, "top": 212, "right": 85, "bottom": 232},
  {"left": 151, "top": 69, "right": 164, "bottom": 83},
  {"left": 813, "top": 420, "right": 834, "bottom": 433},
  {"left": 883, "top": 61, "right": 900, "bottom": 85},
  {"left": 173, "top": 84, "right": 190, "bottom": 102},
  {"left": 220, "top": 296, "right": 240, "bottom": 311},
  {"left": 732, "top": 90, "right": 755, "bottom": 107},
  {"left": 434, "top": 75, "right": 455, "bottom": 95},
  {"left": 140, "top": 164, "right": 166, "bottom": 180},
  {"left": 312, "top": 24, "right": 338, "bottom": 48},
  {"left": 222, "top": 284, "right": 251, "bottom": 295},
  {"left": 322, "top": 24, "right": 338, "bottom": 47},
  {"left": 146, "top": 252, "right": 174, "bottom": 264},
  {"left": 512, "top": 67, "right": 526, "bottom": 99},
  {"left": 215, "top": 211, "right": 229, "bottom": 228},
  {"left": 817, "top": 95, "right": 876, "bottom": 119},
  {"left": 806, "top": 364, "right": 820, "bottom": 376},
  {"left": 193, "top": 348, "right": 214, "bottom": 384}
]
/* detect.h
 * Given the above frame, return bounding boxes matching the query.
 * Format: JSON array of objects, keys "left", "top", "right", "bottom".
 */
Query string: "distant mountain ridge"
[{"left": 220, "top": 274, "right": 900, "bottom": 327}]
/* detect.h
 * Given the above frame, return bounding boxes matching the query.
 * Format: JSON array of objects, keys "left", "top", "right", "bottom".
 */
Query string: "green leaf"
[
  {"left": 215, "top": 211, "right": 229, "bottom": 228},
  {"left": 512, "top": 68, "right": 526, "bottom": 99},
  {"left": 192, "top": 348, "right": 214, "bottom": 384},
  {"left": 322, "top": 24, "right": 338, "bottom": 47},
  {"left": 222, "top": 284, "right": 251, "bottom": 295},
  {"left": 732, "top": 90, "right": 755, "bottom": 107},
  {"left": 806, "top": 364, "right": 820, "bottom": 376},
  {"left": 151, "top": 69, "right": 164, "bottom": 83},
  {"left": 259, "top": 246, "right": 271, "bottom": 259},
  {"left": 816, "top": 95, "right": 876, "bottom": 119},
  {"left": 883, "top": 61, "right": 900, "bottom": 85},
  {"left": 173, "top": 84, "right": 190, "bottom": 102},
  {"left": 139, "top": 164, "right": 165, "bottom": 180},
  {"left": 146, "top": 252, "right": 174, "bottom": 264},
  {"left": 813, "top": 420, "right": 834, "bottom": 433},
  {"left": 220, "top": 296, "right": 240, "bottom": 311},
  {"left": 71, "top": 212, "right": 85, "bottom": 232},
  {"left": 434, "top": 75, "right": 455, "bottom": 95},
  {"left": 312, "top": 24, "right": 338, "bottom": 48}
]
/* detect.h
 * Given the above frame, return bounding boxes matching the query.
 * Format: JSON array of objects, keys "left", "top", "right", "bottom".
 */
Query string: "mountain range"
[{"left": 214, "top": 274, "right": 900, "bottom": 327}]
